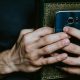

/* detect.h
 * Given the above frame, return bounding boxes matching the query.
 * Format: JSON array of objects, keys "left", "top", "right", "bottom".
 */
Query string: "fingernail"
[
  {"left": 61, "top": 53, "right": 68, "bottom": 58},
  {"left": 62, "top": 39, "right": 70, "bottom": 45},
  {"left": 63, "top": 27, "right": 69, "bottom": 32}
]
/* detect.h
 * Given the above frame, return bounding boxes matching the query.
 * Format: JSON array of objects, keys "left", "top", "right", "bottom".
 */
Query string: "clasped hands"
[{"left": 9, "top": 27, "right": 80, "bottom": 75}]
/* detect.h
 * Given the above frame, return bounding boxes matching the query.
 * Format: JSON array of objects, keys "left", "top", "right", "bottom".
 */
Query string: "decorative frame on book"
[
  {"left": 36, "top": 0, "right": 80, "bottom": 80},
  {"left": 37, "top": 0, "right": 80, "bottom": 28}
]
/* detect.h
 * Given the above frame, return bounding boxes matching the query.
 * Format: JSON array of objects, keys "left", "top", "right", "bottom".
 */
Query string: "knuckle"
[
  {"left": 26, "top": 45, "right": 31, "bottom": 50},
  {"left": 25, "top": 45, "right": 31, "bottom": 52},
  {"left": 57, "top": 39, "right": 69, "bottom": 48},
  {"left": 56, "top": 56, "right": 62, "bottom": 62},
  {"left": 43, "top": 36, "right": 50, "bottom": 44},
  {"left": 32, "top": 61, "right": 38, "bottom": 65},
  {"left": 38, "top": 49, "right": 44, "bottom": 55},
  {"left": 25, "top": 45, "right": 34, "bottom": 53},
  {"left": 29, "top": 61, "right": 38, "bottom": 66},
  {"left": 27, "top": 53, "right": 34, "bottom": 60},
  {"left": 20, "top": 29, "right": 33, "bottom": 36},
  {"left": 59, "top": 32, "right": 68, "bottom": 39},
  {"left": 30, "top": 60, "right": 40, "bottom": 66},
  {"left": 42, "top": 47, "right": 50, "bottom": 53},
  {"left": 23, "top": 34, "right": 30, "bottom": 43},
  {"left": 31, "top": 61, "right": 36, "bottom": 65},
  {"left": 20, "top": 29, "right": 25, "bottom": 35},
  {"left": 23, "top": 33, "right": 39, "bottom": 44},
  {"left": 23, "top": 35, "right": 27, "bottom": 41},
  {"left": 68, "top": 45, "right": 75, "bottom": 52},
  {"left": 43, "top": 59, "right": 48, "bottom": 65},
  {"left": 56, "top": 41, "right": 64, "bottom": 48},
  {"left": 23, "top": 35, "right": 28, "bottom": 44},
  {"left": 26, "top": 50, "right": 38, "bottom": 61},
  {"left": 43, "top": 27, "right": 53, "bottom": 33}
]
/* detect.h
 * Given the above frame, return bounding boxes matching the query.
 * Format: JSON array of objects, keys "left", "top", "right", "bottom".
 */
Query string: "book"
[{"left": 36, "top": 0, "right": 80, "bottom": 80}]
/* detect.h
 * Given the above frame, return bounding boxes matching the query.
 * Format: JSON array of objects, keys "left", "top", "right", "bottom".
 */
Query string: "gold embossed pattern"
[{"left": 41, "top": 2, "right": 80, "bottom": 80}]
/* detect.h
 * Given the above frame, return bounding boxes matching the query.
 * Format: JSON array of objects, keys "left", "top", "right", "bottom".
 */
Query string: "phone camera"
[{"left": 67, "top": 17, "right": 74, "bottom": 24}]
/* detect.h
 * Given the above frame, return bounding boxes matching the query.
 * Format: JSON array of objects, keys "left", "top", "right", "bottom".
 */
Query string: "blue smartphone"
[
  {"left": 55, "top": 10, "right": 80, "bottom": 46},
  {"left": 55, "top": 10, "right": 80, "bottom": 67}
]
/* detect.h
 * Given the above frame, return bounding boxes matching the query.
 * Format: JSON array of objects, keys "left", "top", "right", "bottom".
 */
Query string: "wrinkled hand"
[
  {"left": 9, "top": 27, "right": 70, "bottom": 73},
  {"left": 60, "top": 27, "right": 80, "bottom": 75}
]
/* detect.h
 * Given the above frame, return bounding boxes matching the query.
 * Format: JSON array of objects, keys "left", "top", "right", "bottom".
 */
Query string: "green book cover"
[{"left": 36, "top": 0, "right": 80, "bottom": 80}]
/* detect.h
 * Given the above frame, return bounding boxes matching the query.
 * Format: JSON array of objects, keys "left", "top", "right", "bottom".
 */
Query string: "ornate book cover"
[{"left": 36, "top": 0, "right": 80, "bottom": 80}]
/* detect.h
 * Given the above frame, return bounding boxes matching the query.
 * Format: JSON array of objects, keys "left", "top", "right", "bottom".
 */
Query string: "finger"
[
  {"left": 38, "top": 38, "right": 70, "bottom": 55},
  {"left": 62, "top": 56, "right": 80, "bottom": 66},
  {"left": 27, "top": 32, "right": 69, "bottom": 49},
  {"left": 63, "top": 27, "right": 80, "bottom": 39},
  {"left": 36, "top": 32, "right": 69, "bottom": 48},
  {"left": 24, "top": 33, "right": 40, "bottom": 45},
  {"left": 61, "top": 67, "right": 80, "bottom": 75},
  {"left": 17, "top": 63, "right": 41, "bottom": 72},
  {"left": 34, "top": 53, "right": 68, "bottom": 66},
  {"left": 17, "top": 29, "right": 34, "bottom": 43},
  {"left": 32, "top": 27, "right": 53, "bottom": 37},
  {"left": 50, "top": 53, "right": 59, "bottom": 57},
  {"left": 24, "top": 27, "right": 53, "bottom": 44},
  {"left": 63, "top": 43, "right": 80, "bottom": 55}
]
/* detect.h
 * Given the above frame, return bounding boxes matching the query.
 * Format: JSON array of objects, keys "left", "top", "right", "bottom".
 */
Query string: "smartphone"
[
  {"left": 55, "top": 10, "right": 80, "bottom": 46},
  {"left": 55, "top": 10, "right": 80, "bottom": 67}
]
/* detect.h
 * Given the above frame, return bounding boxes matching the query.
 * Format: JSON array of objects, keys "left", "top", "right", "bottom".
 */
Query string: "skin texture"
[
  {"left": 0, "top": 27, "right": 70, "bottom": 74},
  {"left": 0, "top": 27, "right": 80, "bottom": 75},
  {"left": 60, "top": 27, "right": 80, "bottom": 75}
]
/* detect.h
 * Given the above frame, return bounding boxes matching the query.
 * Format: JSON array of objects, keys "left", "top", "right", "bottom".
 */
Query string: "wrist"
[{"left": 0, "top": 49, "right": 19, "bottom": 74}]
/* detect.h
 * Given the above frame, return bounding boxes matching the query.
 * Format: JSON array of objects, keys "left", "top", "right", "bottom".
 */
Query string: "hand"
[
  {"left": 9, "top": 27, "right": 70, "bottom": 73},
  {"left": 61, "top": 27, "right": 80, "bottom": 75}
]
